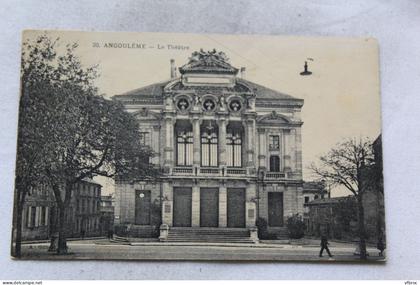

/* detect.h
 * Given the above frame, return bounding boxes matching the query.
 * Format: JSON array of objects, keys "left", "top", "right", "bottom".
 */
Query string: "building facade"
[
  {"left": 20, "top": 179, "right": 102, "bottom": 240},
  {"left": 21, "top": 184, "right": 56, "bottom": 241},
  {"left": 306, "top": 136, "right": 384, "bottom": 242},
  {"left": 113, "top": 50, "right": 304, "bottom": 239},
  {"left": 100, "top": 194, "right": 115, "bottom": 236},
  {"left": 302, "top": 181, "right": 327, "bottom": 214},
  {"left": 305, "top": 196, "right": 358, "bottom": 240},
  {"left": 70, "top": 179, "right": 102, "bottom": 238}
]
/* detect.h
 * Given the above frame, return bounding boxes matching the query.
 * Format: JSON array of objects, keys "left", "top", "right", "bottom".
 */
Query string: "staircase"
[
  {"left": 166, "top": 227, "right": 255, "bottom": 243},
  {"left": 110, "top": 236, "right": 131, "bottom": 245}
]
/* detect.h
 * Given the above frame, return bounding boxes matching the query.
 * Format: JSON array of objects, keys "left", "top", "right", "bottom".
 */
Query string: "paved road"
[{"left": 18, "top": 240, "right": 385, "bottom": 262}]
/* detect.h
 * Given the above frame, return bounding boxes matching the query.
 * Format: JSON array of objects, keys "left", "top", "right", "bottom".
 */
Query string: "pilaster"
[
  {"left": 246, "top": 183, "right": 257, "bottom": 227},
  {"left": 218, "top": 185, "right": 227, "bottom": 227},
  {"left": 163, "top": 114, "right": 175, "bottom": 171},
  {"left": 192, "top": 116, "right": 201, "bottom": 168},
  {"left": 162, "top": 182, "right": 173, "bottom": 226},
  {"left": 217, "top": 117, "right": 227, "bottom": 167},
  {"left": 192, "top": 185, "right": 200, "bottom": 227}
]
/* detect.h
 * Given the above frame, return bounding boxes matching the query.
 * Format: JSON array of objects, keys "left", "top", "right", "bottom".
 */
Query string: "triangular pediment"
[
  {"left": 132, "top": 108, "right": 162, "bottom": 120},
  {"left": 256, "top": 111, "right": 291, "bottom": 124}
]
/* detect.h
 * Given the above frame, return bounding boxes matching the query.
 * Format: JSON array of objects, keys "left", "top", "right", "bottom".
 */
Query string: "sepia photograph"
[{"left": 11, "top": 30, "right": 385, "bottom": 262}]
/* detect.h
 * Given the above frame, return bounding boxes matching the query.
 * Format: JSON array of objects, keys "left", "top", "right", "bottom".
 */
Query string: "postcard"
[{"left": 12, "top": 30, "right": 384, "bottom": 261}]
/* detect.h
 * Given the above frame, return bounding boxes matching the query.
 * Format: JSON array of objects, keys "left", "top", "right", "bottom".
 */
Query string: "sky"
[{"left": 23, "top": 30, "right": 382, "bottom": 197}]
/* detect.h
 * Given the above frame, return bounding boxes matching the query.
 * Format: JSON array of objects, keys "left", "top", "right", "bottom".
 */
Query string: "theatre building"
[{"left": 113, "top": 50, "right": 304, "bottom": 241}]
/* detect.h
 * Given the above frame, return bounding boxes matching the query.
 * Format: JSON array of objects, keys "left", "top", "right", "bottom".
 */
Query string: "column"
[
  {"left": 162, "top": 182, "right": 173, "bottom": 226},
  {"left": 192, "top": 117, "right": 201, "bottom": 167},
  {"left": 191, "top": 185, "right": 200, "bottom": 227},
  {"left": 163, "top": 115, "right": 174, "bottom": 171},
  {"left": 258, "top": 129, "right": 266, "bottom": 169},
  {"left": 218, "top": 118, "right": 227, "bottom": 167},
  {"left": 283, "top": 129, "right": 291, "bottom": 172},
  {"left": 245, "top": 118, "right": 255, "bottom": 168},
  {"left": 151, "top": 125, "right": 161, "bottom": 165},
  {"left": 295, "top": 127, "right": 303, "bottom": 178},
  {"left": 218, "top": 185, "right": 227, "bottom": 227}
]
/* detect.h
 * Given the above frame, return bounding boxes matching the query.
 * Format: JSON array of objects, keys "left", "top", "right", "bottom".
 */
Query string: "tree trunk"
[
  {"left": 56, "top": 205, "right": 68, "bottom": 254},
  {"left": 357, "top": 196, "right": 367, "bottom": 260},
  {"left": 50, "top": 182, "right": 70, "bottom": 255},
  {"left": 14, "top": 201, "right": 24, "bottom": 257},
  {"left": 13, "top": 190, "right": 26, "bottom": 258}
]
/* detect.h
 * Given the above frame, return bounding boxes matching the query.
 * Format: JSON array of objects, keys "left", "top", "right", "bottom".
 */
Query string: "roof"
[
  {"left": 81, "top": 177, "right": 102, "bottom": 187},
  {"left": 114, "top": 78, "right": 302, "bottom": 102},
  {"left": 303, "top": 181, "right": 326, "bottom": 193},
  {"left": 306, "top": 196, "right": 355, "bottom": 206},
  {"left": 237, "top": 78, "right": 301, "bottom": 101},
  {"left": 113, "top": 49, "right": 302, "bottom": 103},
  {"left": 114, "top": 79, "right": 172, "bottom": 100}
]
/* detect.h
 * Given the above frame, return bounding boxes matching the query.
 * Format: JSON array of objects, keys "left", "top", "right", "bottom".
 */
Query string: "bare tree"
[{"left": 310, "top": 138, "right": 374, "bottom": 260}]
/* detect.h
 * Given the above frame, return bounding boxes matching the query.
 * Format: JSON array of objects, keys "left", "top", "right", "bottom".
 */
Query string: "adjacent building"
[
  {"left": 113, "top": 49, "right": 305, "bottom": 239},
  {"left": 305, "top": 135, "right": 385, "bottom": 242},
  {"left": 100, "top": 194, "right": 115, "bottom": 235},
  {"left": 70, "top": 179, "right": 102, "bottom": 238},
  {"left": 305, "top": 196, "right": 358, "bottom": 240},
  {"left": 361, "top": 135, "right": 385, "bottom": 242},
  {"left": 21, "top": 179, "right": 102, "bottom": 240},
  {"left": 21, "top": 184, "right": 56, "bottom": 241},
  {"left": 302, "top": 181, "right": 327, "bottom": 214}
]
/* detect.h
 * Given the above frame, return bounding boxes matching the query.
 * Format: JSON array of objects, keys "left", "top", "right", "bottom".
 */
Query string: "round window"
[
  {"left": 139, "top": 193, "right": 145, "bottom": 198},
  {"left": 229, "top": 99, "right": 242, "bottom": 112},
  {"left": 203, "top": 98, "right": 216, "bottom": 111},
  {"left": 177, "top": 98, "right": 190, "bottom": 111}
]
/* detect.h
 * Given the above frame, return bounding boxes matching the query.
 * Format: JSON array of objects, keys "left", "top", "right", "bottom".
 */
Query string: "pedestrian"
[
  {"left": 81, "top": 229, "right": 86, "bottom": 240},
  {"left": 319, "top": 235, "right": 333, "bottom": 258},
  {"left": 108, "top": 229, "right": 114, "bottom": 240},
  {"left": 377, "top": 237, "right": 385, "bottom": 257}
]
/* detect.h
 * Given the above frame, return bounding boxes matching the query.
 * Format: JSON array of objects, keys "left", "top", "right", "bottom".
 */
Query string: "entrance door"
[
  {"left": 135, "top": 190, "right": 151, "bottom": 225},
  {"left": 200, "top": 188, "right": 219, "bottom": 227},
  {"left": 173, "top": 187, "right": 192, "bottom": 227},
  {"left": 268, "top": 192, "right": 283, "bottom": 227},
  {"left": 227, "top": 188, "right": 246, "bottom": 228}
]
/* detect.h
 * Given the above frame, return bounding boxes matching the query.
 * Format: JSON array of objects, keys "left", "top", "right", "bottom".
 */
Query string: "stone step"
[
  {"left": 166, "top": 227, "right": 255, "bottom": 243},
  {"left": 168, "top": 232, "right": 249, "bottom": 236},
  {"left": 166, "top": 240, "right": 255, "bottom": 243},
  {"left": 167, "top": 239, "right": 254, "bottom": 243}
]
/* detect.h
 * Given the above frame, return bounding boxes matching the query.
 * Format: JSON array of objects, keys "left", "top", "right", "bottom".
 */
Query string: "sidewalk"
[{"left": 18, "top": 240, "right": 386, "bottom": 262}]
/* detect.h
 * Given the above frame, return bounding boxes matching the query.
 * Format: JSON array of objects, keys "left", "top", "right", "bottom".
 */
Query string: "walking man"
[{"left": 319, "top": 235, "right": 333, "bottom": 258}]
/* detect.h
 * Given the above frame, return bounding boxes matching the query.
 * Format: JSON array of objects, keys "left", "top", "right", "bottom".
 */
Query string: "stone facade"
[
  {"left": 113, "top": 49, "right": 304, "bottom": 238},
  {"left": 21, "top": 179, "right": 102, "bottom": 240},
  {"left": 100, "top": 194, "right": 115, "bottom": 235},
  {"left": 302, "top": 181, "right": 327, "bottom": 214},
  {"left": 21, "top": 184, "right": 55, "bottom": 241},
  {"left": 306, "top": 136, "right": 385, "bottom": 243}
]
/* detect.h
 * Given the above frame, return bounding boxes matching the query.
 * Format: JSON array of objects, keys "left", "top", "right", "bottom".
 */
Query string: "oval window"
[
  {"left": 229, "top": 99, "right": 242, "bottom": 112},
  {"left": 177, "top": 98, "right": 190, "bottom": 111},
  {"left": 203, "top": 98, "right": 216, "bottom": 111}
]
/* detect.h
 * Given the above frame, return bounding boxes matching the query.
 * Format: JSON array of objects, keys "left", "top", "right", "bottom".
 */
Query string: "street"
[{"left": 18, "top": 239, "right": 385, "bottom": 262}]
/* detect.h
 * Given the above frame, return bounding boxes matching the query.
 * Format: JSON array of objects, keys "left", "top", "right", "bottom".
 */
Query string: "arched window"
[
  {"left": 270, "top": 155, "right": 280, "bottom": 172},
  {"left": 201, "top": 121, "right": 218, "bottom": 167},
  {"left": 175, "top": 121, "right": 193, "bottom": 166},
  {"left": 227, "top": 124, "right": 243, "bottom": 167}
]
